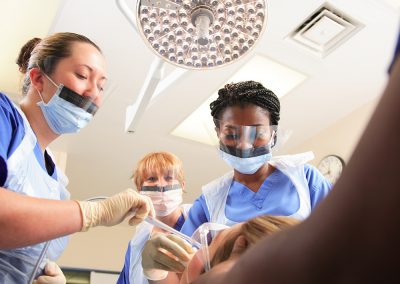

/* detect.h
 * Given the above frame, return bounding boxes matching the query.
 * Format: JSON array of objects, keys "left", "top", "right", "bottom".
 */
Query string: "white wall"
[{"left": 289, "top": 98, "right": 378, "bottom": 166}]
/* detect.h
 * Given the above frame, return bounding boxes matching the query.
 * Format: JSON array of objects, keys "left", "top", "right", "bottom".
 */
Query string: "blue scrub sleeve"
[
  {"left": 0, "top": 93, "right": 25, "bottom": 160},
  {"left": 304, "top": 164, "right": 332, "bottom": 208},
  {"left": 0, "top": 156, "right": 7, "bottom": 187},
  {"left": 0, "top": 99, "right": 12, "bottom": 160},
  {"left": 180, "top": 195, "right": 210, "bottom": 237},
  {"left": 388, "top": 29, "right": 400, "bottom": 73},
  {"left": 116, "top": 244, "right": 131, "bottom": 284}
]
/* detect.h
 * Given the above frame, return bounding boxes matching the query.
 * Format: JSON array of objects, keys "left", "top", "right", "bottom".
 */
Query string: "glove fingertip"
[
  {"left": 45, "top": 262, "right": 56, "bottom": 275},
  {"left": 129, "top": 217, "right": 143, "bottom": 226}
]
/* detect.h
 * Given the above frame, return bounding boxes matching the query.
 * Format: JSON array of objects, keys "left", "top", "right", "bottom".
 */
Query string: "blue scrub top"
[
  {"left": 0, "top": 92, "right": 57, "bottom": 178},
  {"left": 0, "top": 92, "right": 25, "bottom": 160},
  {"left": 0, "top": 156, "right": 6, "bottom": 187},
  {"left": 116, "top": 213, "right": 186, "bottom": 284},
  {"left": 181, "top": 164, "right": 332, "bottom": 237},
  {"left": 389, "top": 29, "right": 400, "bottom": 73}
]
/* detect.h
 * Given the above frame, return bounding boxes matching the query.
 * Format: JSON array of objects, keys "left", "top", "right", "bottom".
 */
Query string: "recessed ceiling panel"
[{"left": 288, "top": 3, "right": 364, "bottom": 57}]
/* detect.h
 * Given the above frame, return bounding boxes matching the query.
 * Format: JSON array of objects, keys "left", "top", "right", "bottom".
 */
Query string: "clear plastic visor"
[
  {"left": 57, "top": 84, "right": 99, "bottom": 115},
  {"left": 139, "top": 168, "right": 182, "bottom": 192},
  {"left": 214, "top": 119, "right": 277, "bottom": 158},
  {"left": 43, "top": 73, "right": 99, "bottom": 115}
]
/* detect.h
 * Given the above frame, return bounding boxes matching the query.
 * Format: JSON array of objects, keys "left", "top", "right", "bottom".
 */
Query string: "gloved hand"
[
  {"left": 33, "top": 261, "right": 66, "bottom": 284},
  {"left": 77, "top": 188, "right": 154, "bottom": 232},
  {"left": 142, "top": 232, "right": 195, "bottom": 280}
]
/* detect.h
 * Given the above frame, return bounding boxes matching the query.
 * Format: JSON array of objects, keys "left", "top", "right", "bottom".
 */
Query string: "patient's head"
[
  {"left": 211, "top": 215, "right": 298, "bottom": 266},
  {"left": 182, "top": 215, "right": 299, "bottom": 283}
]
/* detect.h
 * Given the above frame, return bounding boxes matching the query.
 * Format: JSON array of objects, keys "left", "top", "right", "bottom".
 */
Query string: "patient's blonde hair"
[
  {"left": 211, "top": 215, "right": 299, "bottom": 268},
  {"left": 133, "top": 152, "right": 185, "bottom": 190}
]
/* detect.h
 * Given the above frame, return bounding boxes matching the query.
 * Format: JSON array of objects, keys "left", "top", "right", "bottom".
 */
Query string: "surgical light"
[{"left": 136, "top": 0, "right": 267, "bottom": 69}]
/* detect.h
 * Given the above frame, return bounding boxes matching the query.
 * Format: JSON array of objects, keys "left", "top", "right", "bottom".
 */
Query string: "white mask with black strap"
[{"left": 140, "top": 184, "right": 183, "bottom": 217}]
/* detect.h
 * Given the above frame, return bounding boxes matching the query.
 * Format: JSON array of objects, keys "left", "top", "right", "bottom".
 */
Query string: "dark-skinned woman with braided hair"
[{"left": 138, "top": 81, "right": 332, "bottom": 282}]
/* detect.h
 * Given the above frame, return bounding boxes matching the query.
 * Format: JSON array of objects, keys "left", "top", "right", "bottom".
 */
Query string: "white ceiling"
[{"left": 1, "top": 0, "right": 399, "bottom": 202}]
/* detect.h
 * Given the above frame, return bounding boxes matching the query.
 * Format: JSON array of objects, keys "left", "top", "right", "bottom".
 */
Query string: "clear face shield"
[
  {"left": 140, "top": 167, "right": 182, "bottom": 191},
  {"left": 43, "top": 73, "right": 99, "bottom": 115},
  {"left": 214, "top": 119, "right": 278, "bottom": 158},
  {"left": 183, "top": 223, "right": 230, "bottom": 283},
  {"left": 139, "top": 168, "right": 184, "bottom": 217},
  {"left": 56, "top": 84, "right": 99, "bottom": 115}
]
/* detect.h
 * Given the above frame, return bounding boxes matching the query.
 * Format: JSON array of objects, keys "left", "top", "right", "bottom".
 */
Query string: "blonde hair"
[
  {"left": 133, "top": 152, "right": 185, "bottom": 190},
  {"left": 210, "top": 215, "right": 299, "bottom": 268}
]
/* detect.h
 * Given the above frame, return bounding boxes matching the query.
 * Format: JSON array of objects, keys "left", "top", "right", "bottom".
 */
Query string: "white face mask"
[{"left": 140, "top": 187, "right": 183, "bottom": 217}]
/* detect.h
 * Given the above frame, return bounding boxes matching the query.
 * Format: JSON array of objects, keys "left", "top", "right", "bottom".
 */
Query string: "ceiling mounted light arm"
[
  {"left": 116, "top": 0, "right": 168, "bottom": 133},
  {"left": 116, "top": 0, "right": 138, "bottom": 31},
  {"left": 125, "top": 57, "right": 165, "bottom": 133}
]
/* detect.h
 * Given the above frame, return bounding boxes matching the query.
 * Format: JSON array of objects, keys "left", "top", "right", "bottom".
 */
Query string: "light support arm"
[
  {"left": 125, "top": 57, "right": 165, "bottom": 133},
  {"left": 116, "top": 0, "right": 138, "bottom": 32},
  {"left": 116, "top": 0, "right": 188, "bottom": 133}
]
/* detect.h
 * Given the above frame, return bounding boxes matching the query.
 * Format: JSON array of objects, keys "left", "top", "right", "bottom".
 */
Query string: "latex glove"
[
  {"left": 33, "top": 261, "right": 66, "bottom": 284},
  {"left": 142, "top": 232, "right": 194, "bottom": 280},
  {"left": 77, "top": 188, "right": 154, "bottom": 231}
]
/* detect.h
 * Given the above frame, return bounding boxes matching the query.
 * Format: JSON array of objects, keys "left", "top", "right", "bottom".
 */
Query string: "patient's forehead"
[{"left": 144, "top": 169, "right": 175, "bottom": 177}]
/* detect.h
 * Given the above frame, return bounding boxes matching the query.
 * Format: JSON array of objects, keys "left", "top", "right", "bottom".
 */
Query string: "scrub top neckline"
[{"left": 232, "top": 167, "right": 281, "bottom": 193}]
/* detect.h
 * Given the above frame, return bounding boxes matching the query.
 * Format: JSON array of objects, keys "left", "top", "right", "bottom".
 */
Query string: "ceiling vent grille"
[{"left": 288, "top": 3, "right": 364, "bottom": 57}]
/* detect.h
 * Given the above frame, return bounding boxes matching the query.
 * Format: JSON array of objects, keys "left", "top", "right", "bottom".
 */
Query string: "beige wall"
[
  {"left": 58, "top": 224, "right": 137, "bottom": 272},
  {"left": 290, "top": 98, "right": 378, "bottom": 167}
]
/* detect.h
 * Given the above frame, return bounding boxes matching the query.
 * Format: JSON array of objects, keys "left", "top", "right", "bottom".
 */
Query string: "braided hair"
[{"left": 210, "top": 81, "right": 280, "bottom": 125}]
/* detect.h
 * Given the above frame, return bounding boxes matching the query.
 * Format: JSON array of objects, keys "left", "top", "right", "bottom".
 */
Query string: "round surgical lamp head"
[{"left": 136, "top": 0, "right": 267, "bottom": 69}]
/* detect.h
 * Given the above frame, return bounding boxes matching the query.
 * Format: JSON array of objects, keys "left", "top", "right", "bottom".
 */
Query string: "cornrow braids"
[{"left": 210, "top": 80, "right": 280, "bottom": 126}]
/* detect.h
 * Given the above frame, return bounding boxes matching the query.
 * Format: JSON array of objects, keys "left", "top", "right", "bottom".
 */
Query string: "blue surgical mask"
[
  {"left": 37, "top": 74, "right": 97, "bottom": 134},
  {"left": 219, "top": 150, "right": 272, "bottom": 174}
]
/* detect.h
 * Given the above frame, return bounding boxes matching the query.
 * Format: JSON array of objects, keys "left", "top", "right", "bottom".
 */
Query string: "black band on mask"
[
  {"left": 220, "top": 143, "right": 272, "bottom": 158},
  {"left": 59, "top": 85, "right": 98, "bottom": 115},
  {"left": 141, "top": 184, "right": 181, "bottom": 192}
]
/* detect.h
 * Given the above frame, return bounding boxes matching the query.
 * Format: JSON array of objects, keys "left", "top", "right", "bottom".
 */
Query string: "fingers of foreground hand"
[
  {"left": 33, "top": 261, "right": 66, "bottom": 284},
  {"left": 154, "top": 234, "right": 193, "bottom": 262}
]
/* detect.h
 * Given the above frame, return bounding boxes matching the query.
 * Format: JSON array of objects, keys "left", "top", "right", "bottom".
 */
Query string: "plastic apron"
[
  {"left": 0, "top": 106, "right": 70, "bottom": 283},
  {"left": 203, "top": 152, "right": 314, "bottom": 226},
  {"left": 128, "top": 204, "right": 191, "bottom": 284}
]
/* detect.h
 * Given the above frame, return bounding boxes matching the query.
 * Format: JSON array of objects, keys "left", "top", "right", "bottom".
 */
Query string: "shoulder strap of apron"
[
  {"left": 202, "top": 171, "right": 234, "bottom": 223},
  {"left": 270, "top": 151, "right": 314, "bottom": 220}
]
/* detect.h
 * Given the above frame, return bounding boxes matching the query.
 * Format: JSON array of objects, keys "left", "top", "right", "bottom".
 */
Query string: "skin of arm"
[
  {"left": 0, "top": 188, "right": 82, "bottom": 249},
  {"left": 194, "top": 47, "right": 400, "bottom": 284}
]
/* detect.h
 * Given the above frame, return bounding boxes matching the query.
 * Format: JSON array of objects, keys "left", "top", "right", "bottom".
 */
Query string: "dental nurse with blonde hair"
[{"left": 117, "top": 152, "right": 192, "bottom": 284}]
